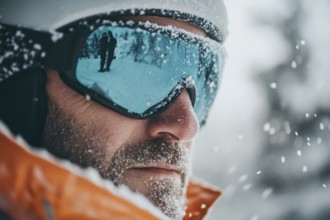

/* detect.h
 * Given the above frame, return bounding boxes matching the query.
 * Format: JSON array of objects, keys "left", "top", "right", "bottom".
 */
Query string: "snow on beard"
[
  {"left": 107, "top": 139, "right": 192, "bottom": 219},
  {"left": 43, "top": 100, "right": 192, "bottom": 219}
]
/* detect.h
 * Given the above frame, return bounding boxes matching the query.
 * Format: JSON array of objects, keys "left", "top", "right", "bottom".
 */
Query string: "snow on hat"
[{"left": 0, "top": 0, "right": 228, "bottom": 42}]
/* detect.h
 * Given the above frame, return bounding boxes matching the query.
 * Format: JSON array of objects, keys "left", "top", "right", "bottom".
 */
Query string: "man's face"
[{"left": 42, "top": 17, "right": 203, "bottom": 219}]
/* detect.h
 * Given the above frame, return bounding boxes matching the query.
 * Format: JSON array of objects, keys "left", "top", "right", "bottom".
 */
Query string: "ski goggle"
[{"left": 0, "top": 18, "right": 225, "bottom": 125}]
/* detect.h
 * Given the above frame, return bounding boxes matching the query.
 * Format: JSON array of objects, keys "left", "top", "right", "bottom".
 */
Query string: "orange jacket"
[{"left": 0, "top": 130, "right": 221, "bottom": 220}]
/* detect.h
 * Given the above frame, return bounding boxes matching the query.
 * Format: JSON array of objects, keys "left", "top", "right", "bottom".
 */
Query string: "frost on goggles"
[{"left": 75, "top": 24, "right": 223, "bottom": 125}]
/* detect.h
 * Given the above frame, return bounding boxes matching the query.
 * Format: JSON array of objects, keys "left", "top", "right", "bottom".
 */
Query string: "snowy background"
[
  {"left": 1, "top": 0, "right": 330, "bottom": 219},
  {"left": 194, "top": 0, "right": 330, "bottom": 219}
]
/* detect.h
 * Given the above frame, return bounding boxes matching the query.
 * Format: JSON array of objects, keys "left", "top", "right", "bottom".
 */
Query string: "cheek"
[
  {"left": 44, "top": 70, "right": 150, "bottom": 165},
  {"left": 46, "top": 70, "right": 141, "bottom": 146},
  {"left": 78, "top": 105, "right": 147, "bottom": 149}
]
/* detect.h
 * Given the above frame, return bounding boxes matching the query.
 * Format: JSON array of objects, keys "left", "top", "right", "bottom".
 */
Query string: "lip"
[{"left": 129, "top": 165, "right": 182, "bottom": 175}]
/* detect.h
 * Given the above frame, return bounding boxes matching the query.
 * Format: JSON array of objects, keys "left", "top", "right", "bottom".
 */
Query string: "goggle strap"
[
  {"left": 0, "top": 23, "right": 49, "bottom": 79},
  {"left": 0, "top": 23, "right": 74, "bottom": 80}
]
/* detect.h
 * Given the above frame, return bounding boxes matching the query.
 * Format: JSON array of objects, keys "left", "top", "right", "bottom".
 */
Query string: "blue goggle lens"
[{"left": 75, "top": 25, "right": 224, "bottom": 125}]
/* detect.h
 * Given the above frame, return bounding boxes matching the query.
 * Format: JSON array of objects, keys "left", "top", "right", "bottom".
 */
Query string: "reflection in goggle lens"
[{"left": 76, "top": 25, "right": 222, "bottom": 124}]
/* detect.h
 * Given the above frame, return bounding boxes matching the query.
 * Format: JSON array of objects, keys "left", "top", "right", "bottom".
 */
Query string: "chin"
[{"left": 122, "top": 171, "right": 187, "bottom": 219}]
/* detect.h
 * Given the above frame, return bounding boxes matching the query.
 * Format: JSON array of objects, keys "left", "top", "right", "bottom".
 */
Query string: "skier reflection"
[
  {"left": 98, "top": 33, "right": 108, "bottom": 72},
  {"left": 105, "top": 31, "right": 117, "bottom": 71}
]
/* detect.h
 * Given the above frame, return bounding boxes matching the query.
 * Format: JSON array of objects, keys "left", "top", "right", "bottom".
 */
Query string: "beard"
[
  {"left": 42, "top": 101, "right": 192, "bottom": 219},
  {"left": 107, "top": 139, "right": 191, "bottom": 219}
]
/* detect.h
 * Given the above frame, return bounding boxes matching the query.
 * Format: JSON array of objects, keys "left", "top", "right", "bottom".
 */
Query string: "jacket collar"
[
  {"left": 185, "top": 178, "right": 222, "bottom": 220},
  {"left": 0, "top": 128, "right": 221, "bottom": 220}
]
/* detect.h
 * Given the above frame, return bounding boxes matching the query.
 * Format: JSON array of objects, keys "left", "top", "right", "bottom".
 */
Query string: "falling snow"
[
  {"left": 243, "top": 184, "right": 252, "bottom": 191},
  {"left": 239, "top": 174, "right": 248, "bottom": 183},
  {"left": 228, "top": 166, "right": 237, "bottom": 174},
  {"left": 262, "top": 188, "right": 273, "bottom": 199},
  {"left": 264, "top": 123, "right": 271, "bottom": 132},
  {"left": 270, "top": 82, "right": 277, "bottom": 89},
  {"left": 251, "top": 215, "right": 259, "bottom": 220},
  {"left": 33, "top": 43, "right": 42, "bottom": 50},
  {"left": 302, "top": 166, "right": 308, "bottom": 173}
]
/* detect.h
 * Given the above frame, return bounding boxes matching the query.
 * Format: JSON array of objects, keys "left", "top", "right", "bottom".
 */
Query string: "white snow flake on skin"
[
  {"left": 85, "top": 94, "right": 91, "bottom": 101},
  {"left": 262, "top": 188, "right": 273, "bottom": 200},
  {"left": 144, "top": 176, "right": 185, "bottom": 219},
  {"left": 201, "top": 203, "right": 207, "bottom": 209}
]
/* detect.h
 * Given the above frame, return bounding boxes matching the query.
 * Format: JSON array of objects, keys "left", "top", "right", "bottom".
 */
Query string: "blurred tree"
[
  {"left": 90, "top": 33, "right": 99, "bottom": 58},
  {"left": 254, "top": 1, "right": 330, "bottom": 219}
]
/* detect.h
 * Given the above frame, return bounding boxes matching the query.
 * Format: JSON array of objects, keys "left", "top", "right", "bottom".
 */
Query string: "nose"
[{"left": 146, "top": 90, "right": 199, "bottom": 142}]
